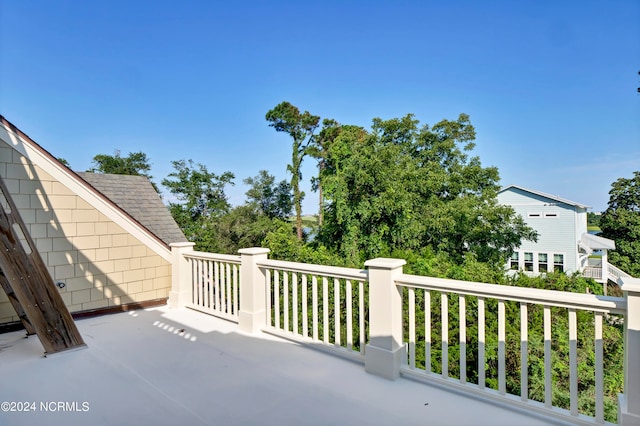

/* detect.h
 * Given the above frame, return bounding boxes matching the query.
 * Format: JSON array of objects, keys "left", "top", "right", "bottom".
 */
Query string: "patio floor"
[{"left": 0, "top": 306, "right": 571, "bottom": 426}]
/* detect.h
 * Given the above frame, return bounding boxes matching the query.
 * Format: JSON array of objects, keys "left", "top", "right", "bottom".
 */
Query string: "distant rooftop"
[
  {"left": 499, "top": 184, "right": 590, "bottom": 209},
  {"left": 77, "top": 172, "right": 187, "bottom": 246}
]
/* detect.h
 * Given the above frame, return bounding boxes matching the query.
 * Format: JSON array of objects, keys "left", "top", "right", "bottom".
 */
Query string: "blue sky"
[{"left": 1, "top": 1, "right": 638, "bottom": 213}]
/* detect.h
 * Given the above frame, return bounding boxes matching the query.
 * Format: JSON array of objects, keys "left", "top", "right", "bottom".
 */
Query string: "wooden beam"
[
  {"left": 0, "top": 270, "right": 36, "bottom": 335},
  {"left": 0, "top": 177, "right": 85, "bottom": 354}
]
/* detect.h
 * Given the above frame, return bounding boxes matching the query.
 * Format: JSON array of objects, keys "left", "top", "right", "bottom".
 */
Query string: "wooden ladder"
[{"left": 0, "top": 176, "right": 85, "bottom": 354}]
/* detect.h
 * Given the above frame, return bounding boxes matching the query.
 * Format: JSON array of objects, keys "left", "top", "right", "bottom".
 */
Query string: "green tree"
[
  {"left": 307, "top": 118, "right": 341, "bottom": 227},
  {"left": 599, "top": 171, "right": 640, "bottom": 276},
  {"left": 244, "top": 170, "right": 293, "bottom": 220},
  {"left": 587, "top": 212, "right": 601, "bottom": 228},
  {"left": 266, "top": 101, "right": 320, "bottom": 240},
  {"left": 88, "top": 150, "right": 158, "bottom": 191},
  {"left": 318, "top": 113, "right": 536, "bottom": 265},
  {"left": 161, "top": 159, "right": 234, "bottom": 250},
  {"left": 207, "top": 170, "right": 294, "bottom": 253},
  {"left": 262, "top": 220, "right": 346, "bottom": 266},
  {"left": 209, "top": 205, "right": 283, "bottom": 254}
]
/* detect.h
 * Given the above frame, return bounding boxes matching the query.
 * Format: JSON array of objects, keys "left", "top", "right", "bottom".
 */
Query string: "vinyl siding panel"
[{"left": 498, "top": 187, "right": 586, "bottom": 273}]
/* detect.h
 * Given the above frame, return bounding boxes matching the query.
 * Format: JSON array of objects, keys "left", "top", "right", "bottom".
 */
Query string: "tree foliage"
[
  {"left": 196, "top": 170, "right": 295, "bottom": 254},
  {"left": 161, "top": 159, "right": 234, "bottom": 250},
  {"left": 262, "top": 220, "right": 346, "bottom": 266},
  {"left": 317, "top": 113, "right": 537, "bottom": 266},
  {"left": 587, "top": 212, "right": 601, "bottom": 228},
  {"left": 599, "top": 171, "right": 640, "bottom": 276},
  {"left": 88, "top": 150, "right": 159, "bottom": 191},
  {"left": 243, "top": 170, "right": 293, "bottom": 220},
  {"left": 266, "top": 101, "right": 320, "bottom": 240},
  {"left": 209, "top": 205, "right": 285, "bottom": 254},
  {"left": 307, "top": 118, "right": 341, "bottom": 226}
]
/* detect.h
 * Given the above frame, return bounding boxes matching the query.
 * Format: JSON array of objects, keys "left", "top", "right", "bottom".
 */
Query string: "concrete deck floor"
[{"left": 0, "top": 306, "right": 570, "bottom": 426}]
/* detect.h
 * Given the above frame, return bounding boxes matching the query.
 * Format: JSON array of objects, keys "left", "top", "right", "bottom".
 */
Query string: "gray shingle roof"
[{"left": 76, "top": 172, "right": 188, "bottom": 246}]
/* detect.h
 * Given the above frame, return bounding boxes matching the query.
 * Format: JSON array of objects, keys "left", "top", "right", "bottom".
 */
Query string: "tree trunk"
[
  {"left": 292, "top": 151, "right": 303, "bottom": 241},
  {"left": 318, "top": 183, "right": 323, "bottom": 227},
  {"left": 296, "top": 201, "right": 303, "bottom": 240}
]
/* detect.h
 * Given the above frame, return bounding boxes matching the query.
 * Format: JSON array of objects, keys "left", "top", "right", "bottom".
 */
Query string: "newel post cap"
[
  {"left": 364, "top": 258, "right": 406, "bottom": 269},
  {"left": 170, "top": 241, "right": 196, "bottom": 249},
  {"left": 238, "top": 247, "right": 271, "bottom": 256}
]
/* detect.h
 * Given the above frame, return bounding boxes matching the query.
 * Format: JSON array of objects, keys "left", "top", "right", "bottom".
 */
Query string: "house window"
[
  {"left": 554, "top": 254, "right": 564, "bottom": 272},
  {"left": 527, "top": 212, "right": 541, "bottom": 218},
  {"left": 510, "top": 252, "right": 519, "bottom": 270},
  {"left": 524, "top": 252, "right": 534, "bottom": 271},
  {"left": 538, "top": 253, "right": 548, "bottom": 272},
  {"left": 544, "top": 213, "right": 558, "bottom": 218}
]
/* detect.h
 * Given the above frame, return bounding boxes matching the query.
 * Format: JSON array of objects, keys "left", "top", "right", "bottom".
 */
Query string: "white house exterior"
[{"left": 497, "top": 185, "right": 620, "bottom": 284}]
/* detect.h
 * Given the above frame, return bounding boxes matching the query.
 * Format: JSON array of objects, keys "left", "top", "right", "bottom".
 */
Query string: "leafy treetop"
[
  {"left": 87, "top": 150, "right": 158, "bottom": 192},
  {"left": 266, "top": 101, "right": 320, "bottom": 240},
  {"left": 317, "top": 113, "right": 536, "bottom": 265},
  {"left": 600, "top": 171, "right": 640, "bottom": 276},
  {"left": 244, "top": 170, "right": 293, "bottom": 220}
]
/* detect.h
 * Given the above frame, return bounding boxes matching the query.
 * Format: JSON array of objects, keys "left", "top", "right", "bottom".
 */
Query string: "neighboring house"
[
  {"left": 0, "top": 115, "right": 187, "bottom": 327},
  {"left": 497, "top": 184, "right": 625, "bottom": 285}
]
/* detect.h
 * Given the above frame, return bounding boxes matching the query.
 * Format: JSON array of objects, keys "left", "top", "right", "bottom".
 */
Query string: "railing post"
[
  {"left": 619, "top": 277, "right": 640, "bottom": 425},
  {"left": 602, "top": 250, "right": 609, "bottom": 287},
  {"left": 238, "top": 248, "right": 270, "bottom": 334},
  {"left": 364, "top": 258, "right": 406, "bottom": 380},
  {"left": 168, "top": 242, "right": 196, "bottom": 308}
]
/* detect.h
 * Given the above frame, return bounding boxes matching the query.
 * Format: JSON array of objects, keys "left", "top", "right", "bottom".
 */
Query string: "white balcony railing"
[
  {"left": 257, "top": 258, "right": 368, "bottom": 361},
  {"left": 169, "top": 244, "right": 640, "bottom": 426},
  {"left": 184, "top": 251, "right": 241, "bottom": 322},
  {"left": 583, "top": 266, "right": 603, "bottom": 280},
  {"left": 609, "top": 264, "right": 632, "bottom": 281},
  {"left": 396, "top": 274, "right": 625, "bottom": 425},
  {"left": 583, "top": 264, "right": 631, "bottom": 283}
]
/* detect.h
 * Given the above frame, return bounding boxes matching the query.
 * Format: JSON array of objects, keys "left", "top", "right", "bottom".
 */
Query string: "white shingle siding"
[{"left": 0, "top": 122, "right": 173, "bottom": 325}]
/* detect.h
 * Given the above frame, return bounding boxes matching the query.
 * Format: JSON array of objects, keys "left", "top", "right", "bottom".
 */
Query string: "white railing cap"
[
  {"left": 258, "top": 258, "right": 367, "bottom": 281},
  {"left": 185, "top": 251, "right": 241, "bottom": 263},
  {"left": 364, "top": 258, "right": 407, "bottom": 269},
  {"left": 398, "top": 274, "right": 626, "bottom": 313},
  {"left": 620, "top": 276, "right": 640, "bottom": 293},
  {"left": 238, "top": 247, "right": 271, "bottom": 255},
  {"left": 170, "top": 241, "right": 196, "bottom": 249}
]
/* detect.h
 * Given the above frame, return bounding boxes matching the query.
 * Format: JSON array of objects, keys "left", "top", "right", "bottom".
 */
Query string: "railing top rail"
[
  {"left": 608, "top": 263, "right": 632, "bottom": 279},
  {"left": 397, "top": 274, "right": 626, "bottom": 314},
  {"left": 257, "top": 259, "right": 368, "bottom": 281},
  {"left": 184, "top": 251, "right": 242, "bottom": 264}
]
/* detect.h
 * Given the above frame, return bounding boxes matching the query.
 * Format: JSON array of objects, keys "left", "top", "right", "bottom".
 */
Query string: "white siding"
[{"left": 498, "top": 187, "right": 585, "bottom": 274}]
